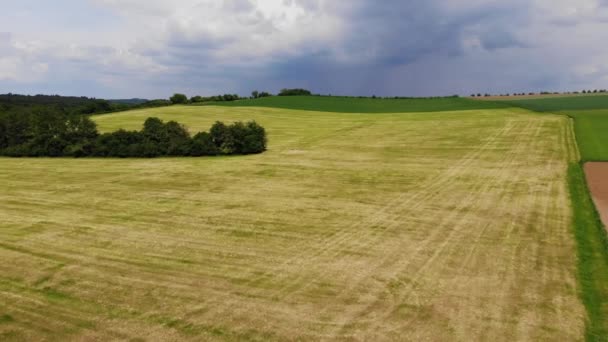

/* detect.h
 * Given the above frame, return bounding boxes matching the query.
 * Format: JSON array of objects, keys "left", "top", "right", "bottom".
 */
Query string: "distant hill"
[
  {"left": 195, "top": 95, "right": 510, "bottom": 113},
  {"left": 107, "top": 98, "right": 149, "bottom": 105},
  {"left": 0, "top": 93, "right": 101, "bottom": 107},
  {"left": 0, "top": 94, "right": 168, "bottom": 116},
  {"left": 0, "top": 93, "right": 112, "bottom": 115}
]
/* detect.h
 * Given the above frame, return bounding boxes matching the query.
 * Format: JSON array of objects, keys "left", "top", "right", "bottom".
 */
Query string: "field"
[
  {"left": 0, "top": 104, "right": 593, "bottom": 340},
  {"left": 483, "top": 95, "right": 608, "bottom": 340},
  {"left": 198, "top": 95, "right": 509, "bottom": 113},
  {"left": 487, "top": 95, "right": 608, "bottom": 161},
  {"left": 474, "top": 93, "right": 608, "bottom": 101},
  {"left": 566, "top": 111, "right": 608, "bottom": 161},
  {"left": 498, "top": 95, "right": 608, "bottom": 112}
]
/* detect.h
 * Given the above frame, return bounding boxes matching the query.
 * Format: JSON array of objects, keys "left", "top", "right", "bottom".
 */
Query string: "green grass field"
[
  {"left": 1, "top": 104, "right": 594, "bottom": 340},
  {"left": 503, "top": 95, "right": 608, "bottom": 112},
  {"left": 568, "top": 164, "right": 608, "bottom": 340},
  {"left": 566, "top": 110, "right": 608, "bottom": 161},
  {"left": 197, "top": 95, "right": 509, "bottom": 113}
]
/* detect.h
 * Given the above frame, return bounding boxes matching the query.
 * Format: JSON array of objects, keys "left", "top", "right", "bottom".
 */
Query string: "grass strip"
[{"left": 568, "top": 163, "right": 608, "bottom": 341}]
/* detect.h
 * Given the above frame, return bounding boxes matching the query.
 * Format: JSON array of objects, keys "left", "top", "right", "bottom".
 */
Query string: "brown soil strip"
[{"left": 584, "top": 162, "right": 608, "bottom": 231}]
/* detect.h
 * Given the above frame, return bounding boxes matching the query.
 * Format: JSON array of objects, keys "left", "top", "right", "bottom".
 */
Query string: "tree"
[
  {"left": 252, "top": 90, "right": 259, "bottom": 99},
  {"left": 242, "top": 121, "right": 267, "bottom": 154},
  {"left": 64, "top": 115, "right": 98, "bottom": 143},
  {"left": 170, "top": 93, "right": 188, "bottom": 104},
  {"left": 227, "top": 121, "right": 248, "bottom": 154},
  {"left": 279, "top": 88, "right": 312, "bottom": 96},
  {"left": 165, "top": 121, "right": 191, "bottom": 156},
  {"left": 210, "top": 121, "right": 230, "bottom": 152},
  {"left": 190, "top": 132, "right": 219, "bottom": 156}
]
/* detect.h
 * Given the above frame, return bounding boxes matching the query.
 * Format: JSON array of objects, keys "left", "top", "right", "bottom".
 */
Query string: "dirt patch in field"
[{"left": 584, "top": 162, "right": 608, "bottom": 230}]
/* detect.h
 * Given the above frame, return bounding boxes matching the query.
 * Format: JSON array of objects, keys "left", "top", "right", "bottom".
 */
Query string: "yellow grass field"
[{"left": 0, "top": 106, "right": 586, "bottom": 340}]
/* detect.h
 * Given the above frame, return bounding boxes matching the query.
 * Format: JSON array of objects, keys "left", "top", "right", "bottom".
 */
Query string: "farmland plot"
[{"left": 0, "top": 106, "right": 585, "bottom": 340}]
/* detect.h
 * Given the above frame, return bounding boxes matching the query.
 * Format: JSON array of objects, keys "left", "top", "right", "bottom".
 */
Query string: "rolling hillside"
[{"left": 0, "top": 103, "right": 593, "bottom": 340}]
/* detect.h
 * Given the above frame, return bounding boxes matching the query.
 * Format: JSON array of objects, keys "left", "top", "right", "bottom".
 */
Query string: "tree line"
[
  {"left": 0, "top": 110, "right": 266, "bottom": 158},
  {"left": 0, "top": 93, "right": 172, "bottom": 116},
  {"left": 171, "top": 93, "right": 243, "bottom": 104},
  {"left": 471, "top": 89, "right": 608, "bottom": 97},
  {"left": 172, "top": 88, "right": 315, "bottom": 105}
]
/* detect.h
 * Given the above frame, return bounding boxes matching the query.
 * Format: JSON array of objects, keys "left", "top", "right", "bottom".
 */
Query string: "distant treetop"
[{"left": 278, "top": 88, "right": 312, "bottom": 96}]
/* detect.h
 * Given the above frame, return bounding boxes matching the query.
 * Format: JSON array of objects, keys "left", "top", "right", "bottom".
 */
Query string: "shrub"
[
  {"left": 190, "top": 132, "right": 219, "bottom": 156},
  {"left": 279, "top": 88, "right": 312, "bottom": 96},
  {"left": 170, "top": 93, "right": 189, "bottom": 104}
]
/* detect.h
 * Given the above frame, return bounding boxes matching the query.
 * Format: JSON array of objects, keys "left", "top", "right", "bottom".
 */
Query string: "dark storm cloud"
[{"left": 254, "top": 0, "right": 535, "bottom": 96}]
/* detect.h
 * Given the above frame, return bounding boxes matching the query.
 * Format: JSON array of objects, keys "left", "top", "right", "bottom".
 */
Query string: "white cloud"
[{"left": 1, "top": 0, "right": 608, "bottom": 97}]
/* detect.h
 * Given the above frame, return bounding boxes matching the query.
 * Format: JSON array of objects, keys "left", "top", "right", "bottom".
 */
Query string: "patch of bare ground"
[{"left": 584, "top": 162, "right": 608, "bottom": 231}]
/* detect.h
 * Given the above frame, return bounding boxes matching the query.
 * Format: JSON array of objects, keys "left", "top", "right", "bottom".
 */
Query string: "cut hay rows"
[{"left": 0, "top": 106, "right": 584, "bottom": 340}]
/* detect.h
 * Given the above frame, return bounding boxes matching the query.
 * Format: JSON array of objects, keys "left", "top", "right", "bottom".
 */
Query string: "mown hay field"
[
  {"left": 0, "top": 105, "right": 586, "bottom": 340},
  {"left": 491, "top": 94, "right": 608, "bottom": 161}
]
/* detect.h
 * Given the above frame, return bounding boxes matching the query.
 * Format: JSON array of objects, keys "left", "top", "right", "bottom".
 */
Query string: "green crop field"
[
  {"left": 197, "top": 95, "right": 509, "bottom": 113},
  {"left": 566, "top": 110, "right": 608, "bottom": 161},
  {"left": 2, "top": 103, "right": 599, "bottom": 340},
  {"left": 504, "top": 95, "right": 608, "bottom": 112}
]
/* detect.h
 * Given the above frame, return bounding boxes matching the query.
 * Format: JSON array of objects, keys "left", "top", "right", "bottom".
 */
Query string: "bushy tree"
[
  {"left": 170, "top": 93, "right": 189, "bottom": 104},
  {"left": 190, "top": 96, "right": 204, "bottom": 103},
  {"left": 165, "top": 121, "right": 191, "bottom": 156},
  {"left": 93, "top": 129, "right": 143, "bottom": 157},
  {"left": 190, "top": 132, "right": 219, "bottom": 156},
  {"left": 210, "top": 121, "right": 230, "bottom": 152},
  {"left": 78, "top": 100, "right": 112, "bottom": 114},
  {"left": 279, "top": 88, "right": 312, "bottom": 96}
]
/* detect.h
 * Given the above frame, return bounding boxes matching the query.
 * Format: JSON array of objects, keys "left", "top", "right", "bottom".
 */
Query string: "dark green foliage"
[
  {"left": 279, "top": 88, "right": 312, "bottom": 96},
  {"left": 77, "top": 99, "right": 113, "bottom": 114},
  {"left": 209, "top": 120, "right": 266, "bottom": 155},
  {"left": 251, "top": 91, "right": 272, "bottom": 99},
  {"left": 0, "top": 93, "right": 171, "bottom": 119},
  {"left": 190, "top": 132, "right": 219, "bottom": 156},
  {"left": 0, "top": 110, "right": 267, "bottom": 158},
  {"left": 2, "top": 111, "right": 32, "bottom": 147},
  {"left": 242, "top": 121, "right": 267, "bottom": 154},
  {"left": 210, "top": 121, "right": 231, "bottom": 153},
  {"left": 187, "top": 94, "right": 242, "bottom": 103},
  {"left": 190, "top": 96, "right": 204, "bottom": 103},
  {"left": 170, "top": 93, "right": 189, "bottom": 105},
  {"left": 94, "top": 129, "right": 143, "bottom": 157},
  {"left": 165, "top": 121, "right": 192, "bottom": 156}
]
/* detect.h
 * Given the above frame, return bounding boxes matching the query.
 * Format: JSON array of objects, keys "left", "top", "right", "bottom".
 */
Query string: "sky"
[{"left": 1, "top": 0, "right": 608, "bottom": 99}]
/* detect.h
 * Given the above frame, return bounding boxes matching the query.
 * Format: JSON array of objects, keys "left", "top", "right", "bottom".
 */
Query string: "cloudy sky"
[{"left": 1, "top": 0, "right": 608, "bottom": 98}]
